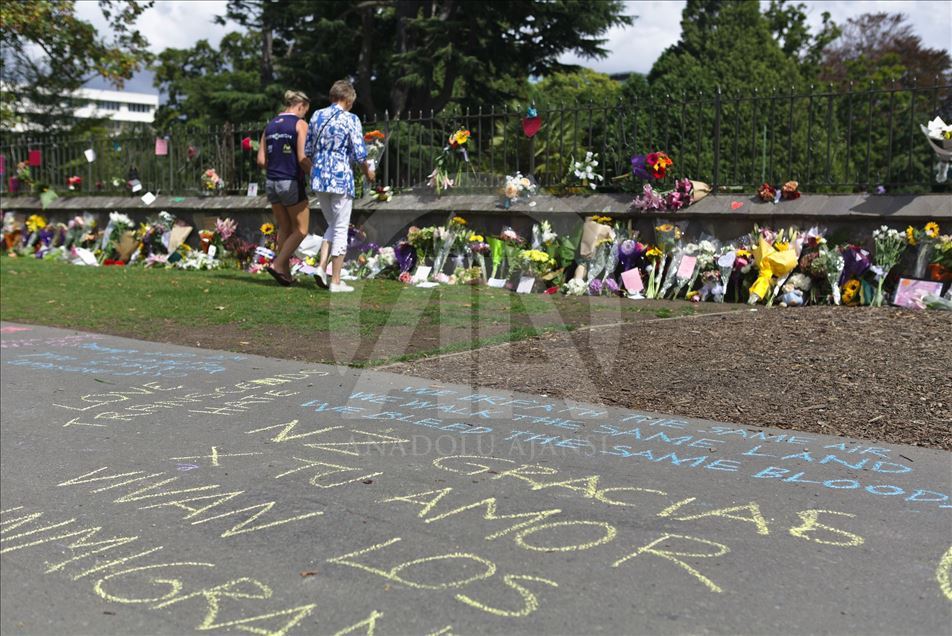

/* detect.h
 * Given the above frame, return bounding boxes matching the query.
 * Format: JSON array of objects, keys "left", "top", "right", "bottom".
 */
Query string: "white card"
[
  {"left": 130, "top": 180, "right": 142, "bottom": 193},
  {"left": 247, "top": 183, "right": 258, "bottom": 197},
  {"left": 207, "top": 245, "right": 217, "bottom": 259},
  {"left": 84, "top": 148, "right": 96, "bottom": 163},
  {"left": 516, "top": 276, "right": 535, "bottom": 294},
  {"left": 415, "top": 281, "right": 439, "bottom": 288},
  {"left": 487, "top": 278, "right": 507, "bottom": 288},
  {"left": 140, "top": 192, "right": 156, "bottom": 205},
  {"left": 411, "top": 266, "right": 432, "bottom": 283}
]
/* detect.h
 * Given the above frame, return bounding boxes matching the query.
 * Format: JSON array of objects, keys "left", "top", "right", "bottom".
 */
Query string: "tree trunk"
[
  {"left": 356, "top": 5, "right": 377, "bottom": 116},
  {"left": 261, "top": 28, "right": 274, "bottom": 86}
]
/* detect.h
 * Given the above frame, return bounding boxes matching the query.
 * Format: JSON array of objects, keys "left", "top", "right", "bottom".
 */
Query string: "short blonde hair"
[
  {"left": 329, "top": 80, "right": 356, "bottom": 105},
  {"left": 284, "top": 90, "right": 310, "bottom": 108}
]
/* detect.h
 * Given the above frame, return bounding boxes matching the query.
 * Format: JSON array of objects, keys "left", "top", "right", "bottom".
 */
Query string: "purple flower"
[
  {"left": 605, "top": 278, "right": 620, "bottom": 294},
  {"left": 839, "top": 246, "right": 871, "bottom": 286},
  {"left": 631, "top": 154, "right": 652, "bottom": 180},
  {"left": 618, "top": 239, "right": 645, "bottom": 272},
  {"left": 588, "top": 278, "right": 603, "bottom": 296},
  {"left": 394, "top": 241, "right": 417, "bottom": 273}
]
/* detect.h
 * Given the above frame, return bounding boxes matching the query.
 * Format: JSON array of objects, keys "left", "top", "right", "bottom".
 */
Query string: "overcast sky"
[{"left": 79, "top": 0, "right": 952, "bottom": 95}]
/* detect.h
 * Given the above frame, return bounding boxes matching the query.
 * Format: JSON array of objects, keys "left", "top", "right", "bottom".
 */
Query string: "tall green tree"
[{"left": 0, "top": 0, "right": 153, "bottom": 132}]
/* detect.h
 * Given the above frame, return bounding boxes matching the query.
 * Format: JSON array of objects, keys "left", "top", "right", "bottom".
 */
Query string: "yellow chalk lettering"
[
  {"left": 56, "top": 467, "right": 150, "bottom": 488},
  {"left": 170, "top": 447, "right": 263, "bottom": 467},
  {"left": 190, "top": 501, "right": 323, "bottom": 537},
  {"left": 377, "top": 488, "right": 453, "bottom": 518},
  {"left": 156, "top": 576, "right": 313, "bottom": 635},
  {"left": 612, "top": 533, "right": 729, "bottom": 594},
  {"left": 938, "top": 546, "right": 952, "bottom": 601},
  {"left": 514, "top": 521, "right": 617, "bottom": 552},
  {"left": 431, "top": 455, "right": 516, "bottom": 476},
  {"left": 656, "top": 497, "right": 696, "bottom": 518},
  {"left": 327, "top": 537, "right": 496, "bottom": 590},
  {"left": 675, "top": 502, "right": 771, "bottom": 536},
  {"left": 274, "top": 457, "right": 383, "bottom": 489},
  {"left": 112, "top": 477, "right": 221, "bottom": 504},
  {"left": 94, "top": 562, "right": 214, "bottom": 604},
  {"left": 44, "top": 527, "right": 140, "bottom": 573},
  {"left": 594, "top": 486, "right": 668, "bottom": 507},
  {"left": 333, "top": 610, "right": 384, "bottom": 636},
  {"left": 789, "top": 510, "right": 864, "bottom": 547},
  {"left": 304, "top": 429, "right": 410, "bottom": 457},
  {"left": 92, "top": 473, "right": 168, "bottom": 493},
  {"left": 1, "top": 516, "right": 85, "bottom": 554},
  {"left": 455, "top": 574, "right": 558, "bottom": 618},
  {"left": 72, "top": 547, "right": 166, "bottom": 580},
  {"left": 424, "top": 497, "right": 562, "bottom": 540},
  {"left": 1, "top": 510, "right": 69, "bottom": 536},
  {"left": 426, "top": 627, "right": 454, "bottom": 636},
  {"left": 138, "top": 491, "right": 245, "bottom": 519},
  {"left": 492, "top": 464, "right": 560, "bottom": 489},
  {"left": 0, "top": 506, "right": 24, "bottom": 515},
  {"left": 246, "top": 419, "right": 341, "bottom": 443},
  {"left": 530, "top": 476, "right": 601, "bottom": 498}
]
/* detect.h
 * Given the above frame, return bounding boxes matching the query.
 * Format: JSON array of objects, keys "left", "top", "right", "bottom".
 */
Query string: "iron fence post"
[{"left": 713, "top": 86, "right": 722, "bottom": 192}]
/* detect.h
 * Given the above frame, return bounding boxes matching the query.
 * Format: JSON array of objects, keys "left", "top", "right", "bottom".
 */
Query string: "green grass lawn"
[{"left": 0, "top": 256, "right": 721, "bottom": 366}]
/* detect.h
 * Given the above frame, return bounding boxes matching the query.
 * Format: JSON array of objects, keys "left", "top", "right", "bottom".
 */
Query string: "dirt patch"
[{"left": 386, "top": 306, "right": 952, "bottom": 451}]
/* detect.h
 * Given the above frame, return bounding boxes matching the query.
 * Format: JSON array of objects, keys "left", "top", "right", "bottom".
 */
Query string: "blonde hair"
[
  {"left": 283, "top": 90, "right": 310, "bottom": 108},
  {"left": 329, "top": 80, "right": 356, "bottom": 105}
]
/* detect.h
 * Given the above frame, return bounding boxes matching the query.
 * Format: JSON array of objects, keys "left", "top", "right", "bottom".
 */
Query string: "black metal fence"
[{"left": 2, "top": 82, "right": 949, "bottom": 197}]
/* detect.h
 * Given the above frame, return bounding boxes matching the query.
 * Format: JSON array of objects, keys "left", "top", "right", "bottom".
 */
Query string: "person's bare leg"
[
  {"left": 331, "top": 253, "right": 345, "bottom": 285},
  {"left": 317, "top": 239, "right": 331, "bottom": 271},
  {"left": 271, "top": 203, "right": 290, "bottom": 261},
  {"left": 273, "top": 200, "right": 308, "bottom": 275}
]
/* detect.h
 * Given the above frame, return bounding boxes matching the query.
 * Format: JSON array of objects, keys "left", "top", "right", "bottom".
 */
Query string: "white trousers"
[{"left": 317, "top": 192, "right": 353, "bottom": 256}]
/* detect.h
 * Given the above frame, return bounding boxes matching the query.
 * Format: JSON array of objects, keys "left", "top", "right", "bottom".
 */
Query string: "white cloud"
[
  {"left": 75, "top": 0, "right": 230, "bottom": 52},
  {"left": 560, "top": 0, "right": 951, "bottom": 76}
]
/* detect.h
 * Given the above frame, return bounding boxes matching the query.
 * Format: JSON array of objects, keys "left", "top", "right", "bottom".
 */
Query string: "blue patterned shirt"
[{"left": 305, "top": 104, "right": 367, "bottom": 198}]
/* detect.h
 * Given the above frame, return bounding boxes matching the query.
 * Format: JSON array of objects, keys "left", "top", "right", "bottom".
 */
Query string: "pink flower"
[{"left": 399, "top": 271, "right": 412, "bottom": 284}]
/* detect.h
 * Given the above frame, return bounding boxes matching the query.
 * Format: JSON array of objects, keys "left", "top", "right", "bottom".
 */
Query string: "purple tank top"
[{"left": 264, "top": 114, "right": 301, "bottom": 181}]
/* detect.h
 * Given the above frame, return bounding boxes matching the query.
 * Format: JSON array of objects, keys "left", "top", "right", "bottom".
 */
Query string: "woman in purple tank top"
[{"left": 256, "top": 90, "right": 311, "bottom": 286}]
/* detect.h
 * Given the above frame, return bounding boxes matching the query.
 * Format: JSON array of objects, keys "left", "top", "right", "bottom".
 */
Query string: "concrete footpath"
[{"left": 1, "top": 322, "right": 950, "bottom": 635}]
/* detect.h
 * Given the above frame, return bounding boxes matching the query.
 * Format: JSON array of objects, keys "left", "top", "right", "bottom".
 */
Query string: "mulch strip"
[{"left": 386, "top": 306, "right": 952, "bottom": 451}]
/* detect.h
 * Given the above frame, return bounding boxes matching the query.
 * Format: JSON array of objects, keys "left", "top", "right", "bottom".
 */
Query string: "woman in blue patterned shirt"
[{"left": 305, "top": 80, "right": 375, "bottom": 292}]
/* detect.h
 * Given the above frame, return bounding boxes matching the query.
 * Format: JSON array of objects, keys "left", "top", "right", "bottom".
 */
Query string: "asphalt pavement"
[{"left": 1, "top": 322, "right": 950, "bottom": 635}]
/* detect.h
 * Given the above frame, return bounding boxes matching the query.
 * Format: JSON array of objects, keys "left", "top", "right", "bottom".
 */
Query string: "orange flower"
[{"left": 364, "top": 130, "right": 385, "bottom": 142}]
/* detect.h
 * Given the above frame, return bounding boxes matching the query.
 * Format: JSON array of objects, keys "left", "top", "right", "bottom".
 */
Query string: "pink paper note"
[
  {"left": 731, "top": 201, "right": 744, "bottom": 210},
  {"left": 155, "top": 138, "right": 168, "bottom": 156},
  {"left": 676, "top": 255, "right": 697, "bottom": 279},
  {"left": 892, "top": 278, "right": 944, "bottom": 309},
  {"left": 620, "top": 268, "right": 643, "bottom": 292},
  {"left": 28, "top": 149, "right": 42, "bottom": 166}
]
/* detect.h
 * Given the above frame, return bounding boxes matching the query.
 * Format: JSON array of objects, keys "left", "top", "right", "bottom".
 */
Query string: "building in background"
[{"left": 4, "top": 86, "right": 159, "bottom": 132}]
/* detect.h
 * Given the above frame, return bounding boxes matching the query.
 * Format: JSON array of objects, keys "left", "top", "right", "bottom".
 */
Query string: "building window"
[
  {"left": 128, "top": 103, "right": 153, "bottom": 113},
  {"left": 97, "top": 101, "right": 121, "bottom": 111}
]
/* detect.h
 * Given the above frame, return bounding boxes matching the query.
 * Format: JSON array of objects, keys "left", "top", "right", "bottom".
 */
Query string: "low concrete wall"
[{"left": 3, "top": 192, "right": 950, "bottom": 247}]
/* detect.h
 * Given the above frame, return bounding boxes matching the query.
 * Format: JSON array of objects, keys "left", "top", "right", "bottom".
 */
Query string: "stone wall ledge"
[{"left": 2, "top": 192, "right": 950, "bottom": 219}]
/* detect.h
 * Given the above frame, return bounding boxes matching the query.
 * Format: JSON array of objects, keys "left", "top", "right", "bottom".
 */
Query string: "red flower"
[
  {"left": 103, "top": 259, "right": 126, "bottom": 266},
  {"left": 544, "top": 286, "right": 559, "bottom": 295},
  {"left": 241, "top": 137, "right": 253, "bottom": 152}
]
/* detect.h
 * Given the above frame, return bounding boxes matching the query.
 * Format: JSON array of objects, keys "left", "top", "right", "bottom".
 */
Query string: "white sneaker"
[
  {"left": 313, "top": 266, "right": 328, "bottom": 289},
  {"left": 329, "top": 282, "right": 355, "bottom": 293}
]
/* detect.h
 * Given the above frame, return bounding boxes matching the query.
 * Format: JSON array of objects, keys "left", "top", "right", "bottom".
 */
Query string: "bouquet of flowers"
[
  {"left": 363, "top": 130, "right": 385, "bottom": 172},
  {"left": 870, "top": 226, "right": 909, "bottom": 306},
  {"left": 407, "top": 225, "right": 436, "bottom": 264},
  {"left": 175, "top": 250, "right": 221, "bottom": 271},
  {"left": 516, "top": 249, "right": 556, "bottom": 279},
  {"left": 631, "top": 178, "right": 695, "bottom": 213},
  {"left": 259, "top": 222, "right": 277, "bottom": 253},
  {"left": 100, "top": 212, "right": 134, "bottom": 264},
  {"left": 201, "top": 168, "right": 224, "bottom": 194},
  {"left": 758, "top": 180, "right": 800, "bottom": 203},
  {"left": 929, "top": 233, "right": 952, "bottom": 282},
  {"left": 371, "top": 185, "right": 393, "bottom": 202},
  {"left": 814, "top": 244, "right": 845, "bottom": 305},
  {"left": 503, "top": 172, "right": 536, "bottom": 207},
  {"left": 428, "top": 128, "right": 472, "bottom": 195},
  {"left": 569, "top": 152, "right": 604, "bottom": 190},
  {"left": 3, "top": 213, "right": 23, "bottom": 253},
  {"left": 468, "top": 234, "right": 490, "bottom": 280},
  {"left": 645, "top": 223, "right": 680, "bottom": 298},
  {"left": 906, "top": 221, "right": 941, "bottom": 278},
  {"left": 588, "top": 277, "right": 621, "bottom": 297},
  {"left": 67, "top": 175, "right": 82, "bottom": 191},
  {"left": 22, "top": 213, "right": 47, "bottom": 253},
  {"left": 630, "top": 151, "right": 673, "bottom": 180},
  {"left": 497, "top": 226, "right": 525, "bottom": 279},
  {"left": 631, "top": 184, "right": 665, "bottom": 211}
]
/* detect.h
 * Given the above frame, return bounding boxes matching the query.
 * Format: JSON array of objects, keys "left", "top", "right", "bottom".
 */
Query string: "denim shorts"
[{"left": 265, "top": 178, "right": 306, "bottom": 206}]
